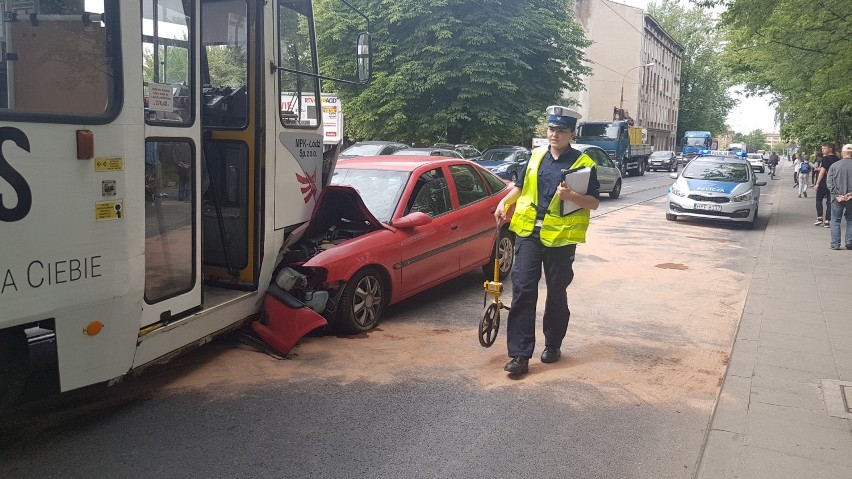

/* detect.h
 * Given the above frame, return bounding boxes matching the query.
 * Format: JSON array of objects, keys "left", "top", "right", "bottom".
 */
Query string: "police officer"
[{"left": 493, "top": 106, "right": 600, "bottom": 375}]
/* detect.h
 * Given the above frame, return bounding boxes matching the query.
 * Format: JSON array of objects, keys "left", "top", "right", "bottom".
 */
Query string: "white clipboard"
[{"left": 560, "top": 167, "right": 591, "bottom": 216}]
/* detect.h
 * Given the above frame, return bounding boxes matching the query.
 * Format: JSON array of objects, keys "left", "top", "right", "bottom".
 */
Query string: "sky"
[{"left": 614, "top": 0, "right": 779, "bottom": 134}]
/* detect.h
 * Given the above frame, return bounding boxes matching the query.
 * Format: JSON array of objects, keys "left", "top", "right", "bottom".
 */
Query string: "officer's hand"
[
  {"left": 494, "top": 203, "right": 505, "bottom": 221},
  {"left": 556, "top": 182, "right": 574, "bottom": 201}
]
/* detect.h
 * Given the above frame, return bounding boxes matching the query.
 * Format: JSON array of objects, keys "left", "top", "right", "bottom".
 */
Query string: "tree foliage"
[
  {"left": 742, "top": 129, "right": 768, "bottom": 152},
  {"left": 314, "top": 0, "right": 590, "bottom": 147},
  {"left": 648, "top": 0, "right": 735, "bottom": 141},
  {"left": 719, "top": 0, "right": 852, "bottom": 152}
]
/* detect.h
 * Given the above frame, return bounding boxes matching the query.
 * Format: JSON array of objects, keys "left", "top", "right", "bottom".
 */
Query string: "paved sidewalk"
[{"left": 696, "top": 165, "right": 852, "bottom": 478}]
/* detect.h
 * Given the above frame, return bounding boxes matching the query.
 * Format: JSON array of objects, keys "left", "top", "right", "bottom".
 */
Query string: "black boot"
[{"left": 504, "top": 356, "right": 529, "bottom": 374}]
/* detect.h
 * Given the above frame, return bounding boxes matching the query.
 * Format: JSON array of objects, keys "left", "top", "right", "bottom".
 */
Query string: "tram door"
[{"left": 141, "top": 0, "right": 203, "bottom": 327}]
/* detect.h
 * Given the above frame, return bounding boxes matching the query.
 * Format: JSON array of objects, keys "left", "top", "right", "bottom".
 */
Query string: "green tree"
[
  {"left": 742, "top": 129, "right": 768, "bottom": 152},
  {"left": 718, "top": 0, "right": 852, "bottom": 152},
  {"left": 648, "top": 0, "right": 736, "bottom": 144},
  {"left": 314, "top": 0, "right": 590, "bottom": 147}
]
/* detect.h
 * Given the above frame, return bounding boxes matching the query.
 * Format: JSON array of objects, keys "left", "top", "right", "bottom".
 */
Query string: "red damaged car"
[{"left": 271, "top": 155, "right": 516, "bottom": 335}]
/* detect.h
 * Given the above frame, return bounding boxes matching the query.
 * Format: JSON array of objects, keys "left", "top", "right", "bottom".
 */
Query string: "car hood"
[
  {"left": 678, "top": 177, "right": 751, "bottom": 195},
  {"left": 282, "top": 185, "right": 385, "bottom": 253}
]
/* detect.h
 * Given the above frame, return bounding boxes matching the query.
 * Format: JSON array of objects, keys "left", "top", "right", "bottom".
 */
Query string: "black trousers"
[
  {"left": 816, "top": 187, "right": 831, "bottom": 221},
  {"left": 506, "top": 231, "right": 576, "bottom": 358}
]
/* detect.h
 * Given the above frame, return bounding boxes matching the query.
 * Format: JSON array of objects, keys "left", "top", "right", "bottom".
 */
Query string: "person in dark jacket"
[
  {"left": 827, "top": 144, "right": 852, "bottom": 249},
  {"left": 814, "top": 143, "right": 840, "bottom": 227}
]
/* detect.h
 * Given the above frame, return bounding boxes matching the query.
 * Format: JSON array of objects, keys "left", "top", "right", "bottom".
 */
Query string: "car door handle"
[{"left": 450, "top": 224, "right": 459, "bottom": 230}]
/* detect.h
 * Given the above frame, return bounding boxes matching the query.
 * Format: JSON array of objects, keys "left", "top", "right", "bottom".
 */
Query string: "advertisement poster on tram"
[{"left": 280, "top": 93, "right": 343, "bottom": 146}]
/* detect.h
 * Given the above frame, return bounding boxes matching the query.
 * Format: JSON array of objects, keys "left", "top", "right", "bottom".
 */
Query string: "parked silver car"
[{"left": 574, "top": 144, "right": 623, "bottom": 199}]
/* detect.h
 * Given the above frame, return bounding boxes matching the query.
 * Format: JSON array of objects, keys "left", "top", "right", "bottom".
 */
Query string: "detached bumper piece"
[{"left": 251, "top": 284, "right": 328, "bottom": 356}]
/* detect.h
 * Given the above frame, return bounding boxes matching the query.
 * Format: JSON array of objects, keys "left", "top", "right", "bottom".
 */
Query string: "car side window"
[
  {"left": 450, "top": 164, "right": 488, "bottom": 207},
  {"left": 587, "top": 148, "right": 609, "bottom": 168},
  {"left": 406, "top": 168, "right": 451, "bottom": 217}
]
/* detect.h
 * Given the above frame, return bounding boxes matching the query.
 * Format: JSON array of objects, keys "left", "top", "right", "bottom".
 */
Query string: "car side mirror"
[
  {"left": 755, "top": 180, "right": 767, "bottom": 186},
  {"left": 391, "top": 212, "right": 432, "bottom": 228},
  {"left": 669, "top": 173, "right": 678, "bottom": 179}
]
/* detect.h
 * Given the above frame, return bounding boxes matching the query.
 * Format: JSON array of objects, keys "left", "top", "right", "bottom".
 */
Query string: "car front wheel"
[
  {"left": 609, "top": 179, "right": 622, "bottom": 199},
  {"left": 336, "top": 267, "right": 387, "bottom": 334},
  {"left": 666, "top": 213, "right": 677, "bottom": 221}
]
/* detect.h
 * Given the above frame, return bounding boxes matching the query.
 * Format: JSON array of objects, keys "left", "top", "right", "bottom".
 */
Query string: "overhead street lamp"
[{"left": 619, "top": 62, "right": 655, "bottom": 112}]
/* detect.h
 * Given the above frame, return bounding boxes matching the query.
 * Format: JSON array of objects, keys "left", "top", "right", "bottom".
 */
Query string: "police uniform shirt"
[{"left": 516, "top": 146, "right": 601, "bottom": 220}]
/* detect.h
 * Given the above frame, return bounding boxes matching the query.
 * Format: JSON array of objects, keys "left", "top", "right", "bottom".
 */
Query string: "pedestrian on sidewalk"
[
  {"left": 814, "top": 143, "right": 840, "bottom": 227},
  {"left": 797, "top": 156, "right": 812, "bottom": 197},
  {"left": 811, "top": 151, "right": 821, "bottom": 185},
  {"left": 827, "top": 144, "right": 852, "bottom": 249},
  {"left": 494, "top": 105, "right": 600, "bottom": 376},
  {"left": 791, "top": 153, "right": 800, "bottom": 187}
]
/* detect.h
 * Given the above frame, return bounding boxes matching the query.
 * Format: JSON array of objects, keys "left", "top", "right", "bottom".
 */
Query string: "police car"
[{"left": 666, "top": 151, "right": 766, "bottom": 227}]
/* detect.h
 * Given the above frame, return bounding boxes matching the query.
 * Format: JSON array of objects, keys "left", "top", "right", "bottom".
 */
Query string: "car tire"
[
  {"left": 510, "top": 172, "right": 518, "bottom": 183},
  {"left": 638, "top": 160, "right": 646, "bottom": 176},
  {"left": 482, "top": 228, "right": 515, "bottom": 281},
  {"left": 744, "top": 206, "right": 758, "bottom": 229},
  {"left": 609, "top": 179, "right": 622, "bottom": 199},
  {"left": 666, "top": 213, "right": 677, "bottom": 221},
  {"left": 668, "top": 163, "right": 674, "bottom": 172},
  {"left": 0, "top": 328, "right": 29, "bottom": 410},
  {"left": 336, "top": 267, "right": 387, "bottom": 334}
]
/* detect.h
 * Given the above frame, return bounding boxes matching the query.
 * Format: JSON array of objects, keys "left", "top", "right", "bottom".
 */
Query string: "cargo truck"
[{"left": 575, "top": 120, "right": 653, "bottom": 176}]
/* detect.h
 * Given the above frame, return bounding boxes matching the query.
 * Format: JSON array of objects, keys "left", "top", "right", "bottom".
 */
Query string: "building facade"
[{"left": 568, "top": 0, "right": 683, "bottom": 151}]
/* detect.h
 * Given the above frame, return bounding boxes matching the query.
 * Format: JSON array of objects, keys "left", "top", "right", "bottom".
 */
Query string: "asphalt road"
[{"left": 0, "top": 170, "right": 773, "bottom": 479}]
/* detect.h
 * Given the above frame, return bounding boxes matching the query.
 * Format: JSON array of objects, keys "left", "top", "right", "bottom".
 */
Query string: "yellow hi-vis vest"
[{"left": 509, "top": 147, "right": 596, "bottom": 246}]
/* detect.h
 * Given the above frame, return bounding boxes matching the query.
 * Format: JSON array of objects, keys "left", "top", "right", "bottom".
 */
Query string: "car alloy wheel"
[
  {"left": 483, "top": 229, "right": 515, "bottom": 280},
  {"left": 337, "top": 267, "right": 386, "bottom": 334},
  {"left": 609, "top": 179, "right": 621, "bottom": 199}
]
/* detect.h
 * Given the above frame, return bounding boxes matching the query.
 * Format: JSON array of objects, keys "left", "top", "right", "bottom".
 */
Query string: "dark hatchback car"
[
  {"left": 648, "top": 150, "right": 678, "bottom": 172},
  {"left": 339, "top": 141, "right": 410, "bottom": 160},
  {"left": 474, "top": 146, "right": 531, "bottom": 182},
  {"left": 432, "top": 143, "right": 482, "bottom": 160}
]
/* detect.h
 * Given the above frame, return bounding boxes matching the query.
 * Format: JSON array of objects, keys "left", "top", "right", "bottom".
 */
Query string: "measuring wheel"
[{"left": 478, "top": 302, "right": 501, "bottom": 347}]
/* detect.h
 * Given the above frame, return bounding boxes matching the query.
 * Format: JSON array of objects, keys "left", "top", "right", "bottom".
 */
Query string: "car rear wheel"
[
  {"left": 609, "top": 179, "right": 622, "bottom": 199},
  {"left": 482, "top": 229, "right": 515, "bottom": 280},
  {"left": 0, "top": 328, "right": 29, "bottom": 410},
  {"left": 336, "top": 267, "right": 387, "bottom": 334},
  {"left": 666, "top": 213, "right": 677, "bottom": 221}
]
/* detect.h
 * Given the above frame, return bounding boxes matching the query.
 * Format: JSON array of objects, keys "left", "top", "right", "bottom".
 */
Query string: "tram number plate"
[{"left": 696, "top": 204, "right": 722, "bottom": 212}]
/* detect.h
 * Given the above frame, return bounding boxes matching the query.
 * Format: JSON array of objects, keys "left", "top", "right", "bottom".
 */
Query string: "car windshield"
[
  {"left": 747, "top": 154, "right": 762, "bottom": 160},
  {"left": 577, "top": 123, "right": 620, "bottom": 139},
  {"left": 331, "top": 168, "right": 410, "bottom": 222},
  {"left": 481, "top": 150, "right": 514, "bottom": 162},
  {"left": 682, "top": 160, "right": 751, "bottom": 182},
  {"left": 684, "top": 137, "right": 708, "bottom": 146},
  {"left": 341, "top": 143, "right": 389, "bottom": 156},
  {"left": 650, "top": 151, "right": 673, "bottom": 158}
]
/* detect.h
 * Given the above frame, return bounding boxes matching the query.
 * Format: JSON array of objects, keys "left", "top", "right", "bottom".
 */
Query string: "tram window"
[
  {"left": 143, "top": 0, "right": 194, "bottom": 125},
  {"left": 0, "top": 1, "right": 118, "bottom": 120},
  {"left": 278, "top": 0, "right": 320, "bottom": 128},
  {"left": 201, "top": 0, "right": 249, "bottom": 129},
  {"left": 145, "top": 140, "right": 196, "bottom": 304}
]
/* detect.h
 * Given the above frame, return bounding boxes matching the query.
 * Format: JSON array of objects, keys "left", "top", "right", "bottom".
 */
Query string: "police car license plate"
[{"left": 696, "top": 204, "right": 722, "bottom": 212}]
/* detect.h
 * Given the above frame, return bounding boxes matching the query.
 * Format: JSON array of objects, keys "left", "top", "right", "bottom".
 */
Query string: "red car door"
[
  {"left": 449, "top": 164, "right": 500, "bottom": 272},
  {"left": 397, "top": 167, "right": 463, "bottom": 296}
]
